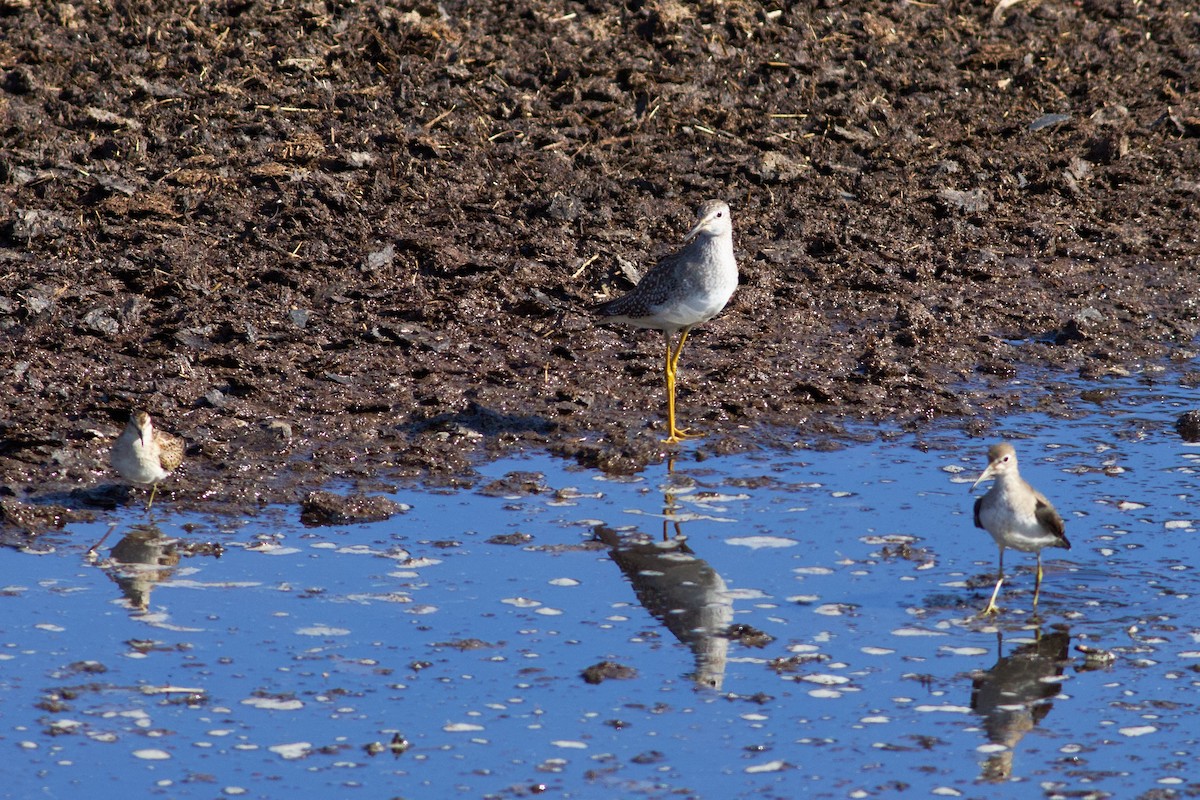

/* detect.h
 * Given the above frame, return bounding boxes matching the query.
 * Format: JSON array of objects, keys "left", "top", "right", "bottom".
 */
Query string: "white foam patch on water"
[
  {"left": 939, "top": 646, "right": 989, "bottom": 656},
  {"left": 405, "top": 604, "right": 438, "bottom": 615},
  {"left": 694, "top": 492, "right": 751, "bottom": 504},
  {"left": 346, "top": 592, "right": 411, "bottom": 604},
  {"left": 727, "top": 536, "right": 797, "bottom": 549},
  {"left": 861, "top": 534, "right": 918, "bottom": 544},
  {"left": 132, "top": 749, "right": 171, "bottom": 760},
  {"left": 814, "top": 604, "right": 852, "bottom": 616},
  {"left": 242, "top": 697, "right": 303, "bottom": 711},
  {"left": 268, "top": 743, "right": 310, "bottom": 759},
  {"left": 892, "top": 627, "right": 948, "bottom": 637},
  {"left": 1119, "top": 725, "right": 1157, "bottom": 737},
  {"left": 914, "top": 704, "right": 971, "bottom": 713},
  {"left": 253, "top": 547, "right": 303, "bottom": 556},
  {"left": 501, "top": 597, "right": 542, "bottom": 608},
  {"left": 163, "top": 580, "right": 262, "bottom": 590},
  {"left": 332, "top": 544, "right": 378, "bottom": 555},
  {"left": 802, "top": 674, "right": 850, "bottom": 685},
  {"left": 296, "top": 625, "right": 349, "bottom": 636}
]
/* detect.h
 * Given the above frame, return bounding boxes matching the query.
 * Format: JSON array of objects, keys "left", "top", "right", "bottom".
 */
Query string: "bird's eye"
[{"left": 715, "top": 212, "right": 723, "bottom": 218}]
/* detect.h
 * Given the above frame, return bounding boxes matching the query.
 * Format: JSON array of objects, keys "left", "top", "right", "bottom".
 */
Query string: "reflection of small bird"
[
  {"left": 971, "top": 443, "right": 1070, "bottom": 616},
  {"left": 594, "top": 200, "right": 738, "bottom": 443},
  {"left": 111, "top": 411, "right": 184, "bottom": 511},
  {"left": 595, "top": 524, "right": 732, "bottom": 689},
  {"left": 971, "top": 629, "right": 1070, "bottom": 781},
  {"left": 107, "top": 523, "right": 181, "bottom": 611}
]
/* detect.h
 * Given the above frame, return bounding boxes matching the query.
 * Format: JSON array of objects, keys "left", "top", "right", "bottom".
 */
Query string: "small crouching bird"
[
  {"left": 970, "top": 443, "right": 1070, "bottom": 616},
  {"left": 111, "top": 410, "right": 184, "bottom": 511}
]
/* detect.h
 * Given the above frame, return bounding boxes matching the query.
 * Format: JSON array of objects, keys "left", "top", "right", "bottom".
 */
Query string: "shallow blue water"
[{"left": 4, "top": 375, "right": 1200, "bottom": 798}]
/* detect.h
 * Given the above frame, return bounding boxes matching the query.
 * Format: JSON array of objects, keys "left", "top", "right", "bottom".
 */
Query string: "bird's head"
[
  {"left": 685, "top": 199, "right": 733, "bottom": 241},
  {"left": 130, "top": 410, "right": 153, "bottom": 444},
  {"left": 970, "top": 442, "right": 1018, "bottom": 491}
]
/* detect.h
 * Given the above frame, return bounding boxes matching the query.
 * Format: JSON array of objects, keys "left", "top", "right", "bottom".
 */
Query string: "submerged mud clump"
[
  {"left": 299, "top": 491, "right": 409, "bottom": 526},
  {"left": 1, "top": 1, "right": 1200, "bottom": 530}
]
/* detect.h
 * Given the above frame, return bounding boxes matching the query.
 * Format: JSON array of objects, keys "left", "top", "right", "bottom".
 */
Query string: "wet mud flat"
[{"left": 1, "top": 1, "right": 1199, "bottom": 535}]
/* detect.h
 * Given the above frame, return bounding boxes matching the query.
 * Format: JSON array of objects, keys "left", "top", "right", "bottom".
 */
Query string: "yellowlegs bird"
[
  {"left": 111, "top": 411, "right": 184, "bottom": 511},
  {"left": 594, "top": 199, "right": 738, "bottom": 443},
  {"left": 970, "top": 443, "right": 1069, "bottom": 615}
]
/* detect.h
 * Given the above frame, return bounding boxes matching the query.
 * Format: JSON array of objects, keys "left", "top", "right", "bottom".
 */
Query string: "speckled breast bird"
[
  {"left": 110, "top": 410, "right": 184, "bottom": 511},
  {"left": 971, "top": 442, "right": 1070, "bottom": 616},
  {"left": 594, "top": 199, "right": 738, "bottom": 443}
]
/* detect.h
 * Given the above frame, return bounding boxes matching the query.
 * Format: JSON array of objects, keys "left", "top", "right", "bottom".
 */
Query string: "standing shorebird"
[
  {"left": 111, "top": 411, "right": 184, "bottom": 511},
  {"left": 594, "top": 199, "right": 738, "bottom": 443},
  {"left": 970, "top": 443, "right": 1070, "bottom": 616}
]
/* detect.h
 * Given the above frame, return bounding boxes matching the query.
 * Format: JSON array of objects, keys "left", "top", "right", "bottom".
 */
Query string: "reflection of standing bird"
[
  {"left": 594, "top": 200, "right": 738, "bottom": 443},
  {"left": 594, "top": 525, "right": 733, "bottom": 689},
  {"left": 111, "top": 411, "right": 184, "bottom": 511},
  {"left": 970, "top": 629, "right": 1070, "bottom": 781},
  {"left": 107, "top": 523, "right": 180, "bottom": 611},
  {"left": 971, "top": 443, "right": 1069, "bottom": 615}
]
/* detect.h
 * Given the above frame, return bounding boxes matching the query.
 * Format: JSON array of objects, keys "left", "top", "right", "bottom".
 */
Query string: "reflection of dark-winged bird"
[
  {"left": 971, "top": 443, "right": 1070, "bottom": 616},
  {"left": 105, "top": 523, "right": 181, "bottom": 611},
  {"left": 970, "top": 629, "right": 1070, "bottom": 781},
  {"left": 594, "top": 524, "right": 733, "bottom": 689}
]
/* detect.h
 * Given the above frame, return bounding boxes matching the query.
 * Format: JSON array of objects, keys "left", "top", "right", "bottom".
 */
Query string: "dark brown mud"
[{"left": 2, "top": 0, "right": 1198, "bottom": 538}]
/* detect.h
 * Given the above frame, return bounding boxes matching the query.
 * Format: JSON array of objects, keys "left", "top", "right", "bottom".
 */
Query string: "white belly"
[
  {"left": 112, "top": 440, "right": 168, "bottom": 485},
  {"left": 979, "top": 495, "right": 1058, "bottom": 552}
]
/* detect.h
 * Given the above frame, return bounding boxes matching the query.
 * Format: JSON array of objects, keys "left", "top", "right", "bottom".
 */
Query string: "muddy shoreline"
[{"left": 2, "top": 1, "right": 1198, "bottom": 539}]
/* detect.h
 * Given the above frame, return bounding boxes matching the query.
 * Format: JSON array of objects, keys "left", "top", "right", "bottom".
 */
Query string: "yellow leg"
[
  {"left": 86, "top": 522, "right": 119, "bottom": 556},
  {"left": 1032, "top": 552, "right": 1044, "bottom": 609},
  {"left": 668, "top": 327, "right": 691, "bottom": 375},
  {"left": 663, "top": 328, "right": 701, "bottom": 444},
  {"left": 146, "top": 482, "right": 159, "bottom": 512},
  {"left": 980, "top": 547, "right": 1004, "bottom": 617}
]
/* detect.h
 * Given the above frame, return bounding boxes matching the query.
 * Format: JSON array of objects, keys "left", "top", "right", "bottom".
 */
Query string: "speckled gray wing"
[
  {"left": 1034, "top": 493, "right": 1069, "bottom": 548},
  {"left": 594, "top": 252, "right": 684, "bottom": 320},
  {"left": 973, "top": 496, "right": 984, "bottom": 530}
]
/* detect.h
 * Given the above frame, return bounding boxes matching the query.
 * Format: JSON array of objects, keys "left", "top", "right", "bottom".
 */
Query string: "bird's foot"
[
  {"left": 977, "top": 601, "right": 1002, "bottom": 618},
  {"left": 664, "top": 427, "right": 704, "bottom": 444}
]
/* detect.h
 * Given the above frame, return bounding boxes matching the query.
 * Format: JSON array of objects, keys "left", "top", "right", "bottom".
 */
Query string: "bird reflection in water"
[
  {"left": 593, "top": 459, "right": 734, "bottom": 690},
  {"left": 101, "top": 522, "right": 182, "bottom": 612},
  {"left": 970, "top": 626, "right": 1071, "bottom": 781},
  {"left": 93, "top": 523, "right": 223, "bottom": 613}
]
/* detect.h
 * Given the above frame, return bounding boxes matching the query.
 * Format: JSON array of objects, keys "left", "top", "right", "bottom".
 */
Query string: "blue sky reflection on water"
[{"left": 5, "top": 377, "right": 1200, "bottom": 798}]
